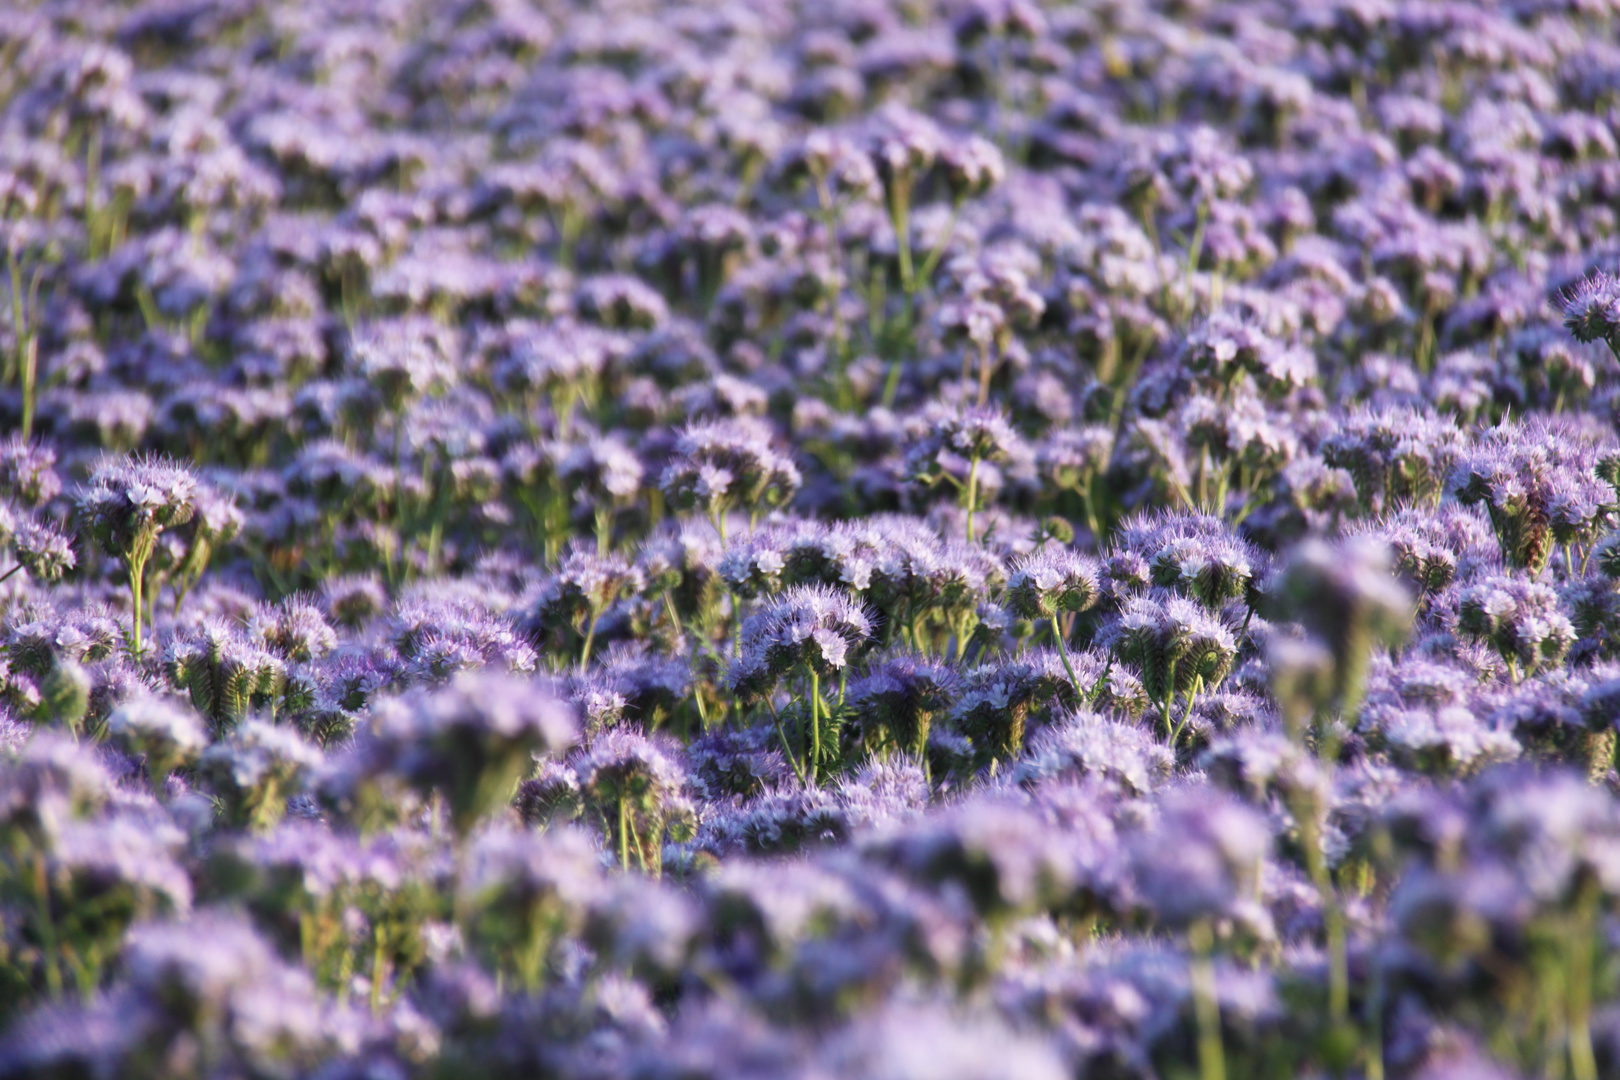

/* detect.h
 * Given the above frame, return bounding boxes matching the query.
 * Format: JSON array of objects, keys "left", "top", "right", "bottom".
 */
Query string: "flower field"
[{"left": 5, "top": 1, "right": 1620, "bottom": 1077}]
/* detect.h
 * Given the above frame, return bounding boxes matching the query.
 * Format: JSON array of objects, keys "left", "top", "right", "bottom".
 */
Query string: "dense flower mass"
[{"left": 7, "top": 2, "right": 1620, "bottom": 1079}]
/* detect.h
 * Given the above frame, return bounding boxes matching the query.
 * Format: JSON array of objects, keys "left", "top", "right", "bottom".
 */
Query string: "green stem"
[
  {"left": 129, "top": 553, "right": 147, "bottom": 658},
  {"left": 1189, "top": 920, "right": 1227, "bottom": 1080},
  {"left": 618, "top": 797, "right": 631, "bottom": 872},
  {"left": 664, "top": 592, "right": 709, "bottom": 735},
  {"left": 916, "top": 196, "right": 966, "bottom": 286},
  {"left": 1185, "top": 201, "right": 1209, "bottom": 276},
  {"left": 31, "top": 849, "right": 63, "bottom": 999},
  {"left": 1087, "top": 656, "right": 1114, "bottom": 707},
  {"left": 965, "top": 453, "right": 981, "bottom": 544},
  {"left": 1570, "top": 880, "right": 1599, "bottom": 1080},
  {"left": 630, "top": 814, "right": 651, "bottom": 876},
  {"left": 1160, "top": 657, "right": 1179, "bottom": 740},
  {"left": 809, "top": 667, "right": 823, "bottom": 785},
  {"left": 1052, "top": 614, "right": 1082, "bottom": 699},
  {"left": 579, "top": 608, "right": 601, "bottom": 673},
  {"left": 769, "top": 697, "right": 808, "bottom": 786},
  {"left": 881, "top": 349, "right": 905, "bottom": 409},
  {"left": 1081, "top": 473, "right": 1105, "bottom": 547},
  {"left": 369, "top": 924, "right": 387, "bottom": 1015},
  {"left": 1172, "top": 675, "right": 1204, "bottom": 749},
  {"left": 889, "top": 175, "right": 914, "bottom": 295}
]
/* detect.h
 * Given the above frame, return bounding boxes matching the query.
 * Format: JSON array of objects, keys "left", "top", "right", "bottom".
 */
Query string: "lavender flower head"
[
  {"left": 1005, "top": 547, "right": 1103, "bottom": 619},
  {"left": 659, "top": 417, "right": 800, "bottom": 534},
  {"left": 1130, "top": 787, "right": 1271, "bottom": 931},
  {"left": 1098, "top": 591, "right": 1238, "bottom": 712},
  {"left": 372, "top": 670, "right": 579, "bottom": 835},
  {"left": 1560, "top": 271, "right": 1620, "bottom": 357},
  {"left": 729, "top": 585, "right": 875, "bottom": 700},
  {"left": 75, "top": 454, "right": 198, "bottom": 555}
]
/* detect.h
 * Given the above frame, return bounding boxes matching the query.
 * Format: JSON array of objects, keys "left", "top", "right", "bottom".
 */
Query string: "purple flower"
[
  {"left": 574, "top": 726, "right": 687, "bottom": 872},
  {"left": 196, "top": 718, "right": 322, "bottom": 831},
  {"left": 659, "top": 417, "right": 800, "bottom": 532},
  {"left": 1099, "top": 591, "right": 1238, "bottom": 718},
  {"left": 1456, "top": 576, "right": 1576, "bottom": 678},
  {"left": 1006, "top": 547, "right": 1103, "bottom": 619},
  {"left": 1129, "top": 787, "right": 1272, "bottom": 931},
  {"left": 457, "top": 825, "right": 604, "bottom": 988},
  {"left": 365, "top": 671, "right": 578, "bottom": 836},
  {"left": 1560, "top": 271, "right": 1620, "bottom": 356},
  {"left": 1448, "top": 418, "right": 1619, "bottom": 575},
  {"left": 0, "top": 436, "right": 61, "bottom": 507},
  {"left": 729, "top": 584, "right": 874, "bottom": 699},
  {"left": 848, "top": 653, "right": 956, "bottom": 761}
]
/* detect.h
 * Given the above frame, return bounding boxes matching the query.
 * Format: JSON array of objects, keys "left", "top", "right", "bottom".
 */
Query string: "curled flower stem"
[
  {"left": 1160, "top": 657, "right": 1179, "bottom": 740},
  {"left": 579, "top": 608, "right": 601, "bottom": 674},
  {"left": 1087, "top": 656, "right": 1114, "bottom": 707},
  {"left": 1172, "top": 674, "right": 1203, "bottom": 749},
  {"left": 1051, "top": 615, "right": 1082, "bottom": 699}
]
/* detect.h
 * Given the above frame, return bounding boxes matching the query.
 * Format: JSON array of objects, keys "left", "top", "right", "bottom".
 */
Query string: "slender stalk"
[
  {"left": 1081, "top": 473, "right": 1104, "bottom": 548},
  {"left": 1569, "top": 880, "right": 1599, "bottom": 1080},
  {"left": 1052, "top": 615, "right": 1082, "bottom": 698},
  {"left": 579, "top": 607, "right": 601, "bottom": 673},
  {"left": 1172, "top": 674, "right": 1204, "bottom": 748},
  {"left": 1160, "top": 657, "right": 1179, "bottom": 740},
  {"left": 1087, "top": 656, "right": 1114, "bottom": 707},
  {"left": 369, "top": 924, "right": 387, "bottom": 1015},
  {"left": 964, "top": 453, "right": 982, "bottom": 544},
  {"left": 916, "top": 196, "right": 966, "bottom": 286},
  {"left": 630, "top": 816, "right": 651, "bottom": 876},
  {"left": 618, "top": 798, "right": 632, "bottom": 872},
  {"left": 1366, "top": 950, "right": 1386, "bottom": 1080},
  {"left": 769, "top": 697, "right": 808, "bottom": 786},
  {"left": 1297, "top": 787, "right": 1351, "bottom": 1040},
  {"left": 808, "top": 667, "right": 823, "bottom": 785},
  {"left": 129, "top": 552, "right": 147, "bottom": 658},
  {"left": 8, "top": 253, "right": 41, "bottom": 441},
  {"left": 663, "top": 591, "right": 709, "bottom": 734},
  {"left": 1184, "top": 202, "right": 1210, "bottom": 318},
  {"left": 31, "top": 849, "right": 64, "bottom": 998},
  {"left": 1188, "top": 920, "right": 1227, "bottom": 1080},
  {"left": 888, "top": 174, "right": 915, "bottom": 295}
]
